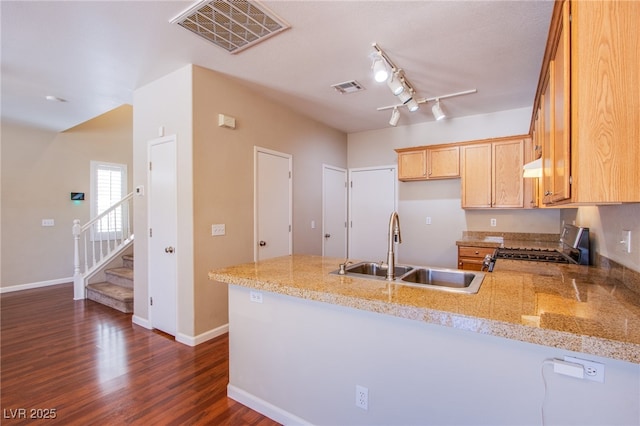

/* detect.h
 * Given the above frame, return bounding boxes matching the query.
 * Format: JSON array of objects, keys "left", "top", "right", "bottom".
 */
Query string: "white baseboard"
[
  {"left": 175, "top": 323, "right": 229, "bottom": 346},
  {"left": 227, "top": 384, "right": 311, "bottom": 426},
  {"left": 0, "top": 277, "right": 73, "bottom": 294},
  {"left": 132, "top": 315, "right": 152, "bottom": 329}
]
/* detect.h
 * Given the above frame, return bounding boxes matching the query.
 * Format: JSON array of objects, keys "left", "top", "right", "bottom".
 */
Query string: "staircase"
[{"left": 86, "top": 254, "right": 134, "bottom": 313}]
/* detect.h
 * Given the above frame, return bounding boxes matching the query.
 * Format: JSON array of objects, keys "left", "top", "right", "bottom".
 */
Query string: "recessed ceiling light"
[{"left": 45, "top": 95, "right": 67, "bottom": 103}]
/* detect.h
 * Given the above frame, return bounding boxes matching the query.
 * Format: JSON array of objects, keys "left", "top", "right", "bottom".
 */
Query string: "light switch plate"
[
  {"left": 42, "top": 219, "right": 55, "bottom": 227},
  {"left": 620, "top": 230, "right": 631, "bottom": 253},
  {"left": 212, "top": 224, "right": 226, "bottom": 236}
]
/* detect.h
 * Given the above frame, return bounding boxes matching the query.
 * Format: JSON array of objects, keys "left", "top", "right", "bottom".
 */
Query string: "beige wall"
[
  {"left": 348, "top": 108, "right": 561, "bottom": 268},
  {"left": 191, "top": 66, "right": 346, "bottom": 335},
  {"left": 1, "top": 105, "right": 133, "bottom": 289},
  {"left": 133, "top": 65, "right": 347, "bottom": 339}
]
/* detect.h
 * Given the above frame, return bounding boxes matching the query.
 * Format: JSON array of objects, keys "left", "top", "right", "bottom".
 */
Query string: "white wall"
[
  {"left": 228, "top": 285, "right": 640, "bottom": 426},
  {"left": 563, "top": 204, "right": 640, "bottom": 272},
  {"left": 348, "top": 108, "right": 561, "bottom": 268},
  {"left": 133, "top": 64, "right": 194, "bottom": 334}
]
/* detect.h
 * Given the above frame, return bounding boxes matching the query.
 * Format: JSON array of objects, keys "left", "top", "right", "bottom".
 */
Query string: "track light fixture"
[
  {"left": 432, "top": 99, "right": 446, "bottom": 121},
  {"left": 376, "top": 89, "right": 478, "bottom": 126},
  {"left": 389, "top": 107, "right": 400, "bottom": 126},
  {"left": 371, "top": 42, "right": 477, "bottom": 126}
]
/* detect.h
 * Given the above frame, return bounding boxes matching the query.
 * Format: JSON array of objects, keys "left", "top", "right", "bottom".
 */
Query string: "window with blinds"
[{"left": 90, "top": 161, "right": 127, "bottom": 238}]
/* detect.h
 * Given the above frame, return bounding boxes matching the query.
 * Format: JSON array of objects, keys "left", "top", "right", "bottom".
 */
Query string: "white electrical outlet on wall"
[{"left": 355, "top": 385, "right": 368, "bottom": 410}]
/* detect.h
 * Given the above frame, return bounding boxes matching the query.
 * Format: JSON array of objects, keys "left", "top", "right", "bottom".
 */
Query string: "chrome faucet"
[{"left": 385, "top": 211, "right": 402, "bottom": 280}]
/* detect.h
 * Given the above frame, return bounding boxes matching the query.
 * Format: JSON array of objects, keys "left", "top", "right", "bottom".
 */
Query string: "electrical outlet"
[
  {"left": 355, "top": 385, "right": 368, "bottom": 410},
  {"left": 426, "top": 216, "right": 432, "bottom": 225},
  {"left": 564, "top": 356, "right": 605, "bottom": 383},
  {"left": 249, "top": 291, "right": 263, "bottom": 304},
  {"left": 490, "top": 218, "right": 497, "bottom": 227}
]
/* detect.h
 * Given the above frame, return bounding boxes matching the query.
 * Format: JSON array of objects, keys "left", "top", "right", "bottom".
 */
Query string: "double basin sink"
[{"left": 332, "top": 261, "right": 484, "bottom": 294}]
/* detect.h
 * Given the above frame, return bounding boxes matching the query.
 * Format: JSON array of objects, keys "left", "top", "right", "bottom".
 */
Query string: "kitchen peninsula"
[{"left": 210, "top": 255, "right": 640, "bottom": 425}]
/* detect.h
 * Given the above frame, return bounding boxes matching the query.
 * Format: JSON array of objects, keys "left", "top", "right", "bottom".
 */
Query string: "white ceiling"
[{"left": 1, "top": 0, "right": 554, "bottom": 134}]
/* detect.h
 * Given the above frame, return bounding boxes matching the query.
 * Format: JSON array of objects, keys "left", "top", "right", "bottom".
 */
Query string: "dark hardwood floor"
[{"left": 1, "top": 283, "right": 280, "bottom": 425}]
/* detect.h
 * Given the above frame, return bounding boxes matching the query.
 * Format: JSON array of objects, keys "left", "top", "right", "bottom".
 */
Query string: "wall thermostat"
[{"left": 70, "top": 192, "right": 85, "bottom": 201}]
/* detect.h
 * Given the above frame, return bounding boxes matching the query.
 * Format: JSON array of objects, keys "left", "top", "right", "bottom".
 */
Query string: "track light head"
[
  {"left": 406, "top": 98, "right": 419, "bottom": 112},
  {"left": 372, "top": 56, "right": 389, "bottom": 83},
  {"left": 387, "top": 72, "right": 404, "bottom": 95},
  {"left": 389, "top": 107, "right": 400, "bottom": 126},
  {"left": 432, "top": 100, "right": 446, "bottom": 120}
]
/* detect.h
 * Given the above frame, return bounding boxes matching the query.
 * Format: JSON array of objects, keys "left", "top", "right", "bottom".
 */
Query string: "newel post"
[{"left": 72, "top": 219, "right": 84, "bottom": 300}]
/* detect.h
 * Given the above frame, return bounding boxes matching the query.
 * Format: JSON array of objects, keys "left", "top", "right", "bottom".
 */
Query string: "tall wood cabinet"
[
  {"left": 461, "top": 137, "right": 527, "bottom": 209},
  {"left": 532, "top": 0, "right": 640, "bottom": 205}
]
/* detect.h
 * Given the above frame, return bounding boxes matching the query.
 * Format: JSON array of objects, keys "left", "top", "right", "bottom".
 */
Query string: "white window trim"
[{"left": 90, "top": 161, "right": 128, "bottom": 241}]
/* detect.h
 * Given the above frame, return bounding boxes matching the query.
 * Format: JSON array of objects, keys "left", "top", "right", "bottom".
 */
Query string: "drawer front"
[
  {"left": 458, "top": 258, "right": 485, "bottom": 271},
  {"left": 458, "top": 246, "right": 496, "bottom": 258}
]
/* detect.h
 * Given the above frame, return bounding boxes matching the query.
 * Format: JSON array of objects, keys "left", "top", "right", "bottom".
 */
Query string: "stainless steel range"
[{"left": 494, "top": 224, "right": 590, "bottom": 266}]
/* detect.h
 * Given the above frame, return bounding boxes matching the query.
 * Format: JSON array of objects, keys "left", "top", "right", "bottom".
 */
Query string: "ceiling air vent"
[
  {"left": 171, "top": 0, "right": 290, "bottom": 54},
  {"left": 331, "top": 80, "right": 365, "bottom": 94}
]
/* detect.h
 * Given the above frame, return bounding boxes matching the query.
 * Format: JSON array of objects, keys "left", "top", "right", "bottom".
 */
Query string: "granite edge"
[{"left": 209, "top": 271, "right": 640, "bottom": 364}]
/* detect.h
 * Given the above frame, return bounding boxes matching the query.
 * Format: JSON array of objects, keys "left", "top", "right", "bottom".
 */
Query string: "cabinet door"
[
  {"left": 461, "top": 144, "right": 492, "bottom": 208},
  {"left": 541, "top": 66, "right": 554, "bottom": 204},
  {"left": 492, "top": 139, "right": 524, "bottom": 208},
  {"left": 551, "top": 1, "right": 571, "bottom": 203},
  {"left": 427, "top": 146, "right": 459, "bottom": 179},
  {"left": 397, "top": 150, "right": 427, "bottom": 181}
]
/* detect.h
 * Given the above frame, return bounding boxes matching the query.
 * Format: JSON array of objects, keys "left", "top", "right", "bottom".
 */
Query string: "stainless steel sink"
[
  {"left": 342, "top": 262, "right": 413, "bottom": 278},
  {"left": 331, "top": 262, "right": 484, "bottom": 294},
  {"left": 400, "top": 268, "right": 484, "bottom": 294}
]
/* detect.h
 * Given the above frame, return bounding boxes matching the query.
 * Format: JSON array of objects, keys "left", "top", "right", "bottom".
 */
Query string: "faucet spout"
[{"left": 386, "top": 211, "right": 402, "bottom": 280}]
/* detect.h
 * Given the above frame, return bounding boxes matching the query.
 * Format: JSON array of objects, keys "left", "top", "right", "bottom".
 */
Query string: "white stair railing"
[{"left": 73, "top": 192, "right": 134, "bottom": 300}]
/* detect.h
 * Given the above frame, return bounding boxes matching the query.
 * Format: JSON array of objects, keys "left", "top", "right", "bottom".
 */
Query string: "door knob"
[
  {"left": 325, "top": 234, "right": 331, "bottom": 238},
  {"left": 165, "top": 246, "right": 174, "bottom": 253},
  {"left": 259, "top": 241, "right": 267, "bottom": 247}
]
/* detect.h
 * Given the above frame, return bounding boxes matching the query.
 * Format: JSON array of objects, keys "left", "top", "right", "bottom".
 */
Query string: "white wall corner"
[{"left": 175, "top": 323, "right": 229, "bottom": 346}]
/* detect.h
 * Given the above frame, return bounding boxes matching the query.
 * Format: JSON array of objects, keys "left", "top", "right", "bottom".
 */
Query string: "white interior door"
[
  {"left": 148, "top": 136, "right": 177, "bottom": 336},
  {"left": 255, "top": 147, "right": 292, "bottom": 261},
  {"left": 322, "top": 164, "right": 347, "bottom": 258},
  {"left": 349, "top": 166, "right": 397, "bottom": 262}
]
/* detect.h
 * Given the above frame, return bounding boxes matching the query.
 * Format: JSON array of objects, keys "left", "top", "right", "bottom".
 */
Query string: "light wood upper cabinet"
[
  {"left": 540, "top": 1, "right": 571, "bottom": 204},
  {"left": 532, "top": 0, "right": 640, "bottom": 204},
  {"left": 396, "top": 145, "right": 459, "bottom": 181},
  {"left": 493, "top": 139, "right": 525, "bottom": 208},
  {"left": 427, "top": 146, "right": 460, "bottom": 179},
  {"left": 397, "top": 149, "right": 427, "bottom": 180},
  {"left": 461, "top": 137, "right": 526, "bottom": 209},
  {"left": 461, "top": 143, "right": 492, "bottom": 208}
]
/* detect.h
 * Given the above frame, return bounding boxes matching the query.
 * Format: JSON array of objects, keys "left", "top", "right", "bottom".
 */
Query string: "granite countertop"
[{"left": 209, "top": 254, "right": 640, "bottom": 364}]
